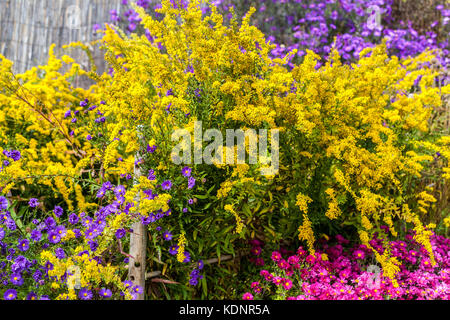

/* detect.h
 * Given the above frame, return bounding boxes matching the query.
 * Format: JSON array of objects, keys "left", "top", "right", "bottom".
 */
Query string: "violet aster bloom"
[
  {"left": 4, "top": 289, "right": 17, "bottom": 300},
  {"left": 114, "top": 185, "right": 126, "bottom": 197},
  {"left": 48, "top": 231, "right": 61, "bottom": 244},
  {"left": 131, "top": 285, "right": 143, "bottom": 294},
  {"left": 102, "top": 181, "right": 113, "bottom": 190},
  {"left": 28, "top": 198, "right": 39, "bottom": 208},
  {"left": 181, "top": 166, "right": 192, "bottom": 177},
  {"left": 162, "top": 230, "right": 173, "bottom": 241},
  {"left": 26, "top": 292, "right": 38, "bottom": 300},
  {"left": 53, "top": 206, "right": 64, "bottom": 217},
  {"left": 147, "top": 144, "right": 157, "bottom": 153},
  {"left": 115, "top": 228, "right": 126, "bottom": 239},
  {"left": 68, "top": 213, "right": 79, "bottom": 224},
  {"left": 6, "top": 218, "right": 16, "bottom": 230},
  {"left": 86, "top": 134, "right": 92, "bottom": 141},
  {"left": 64, "top": 109, "right": 72, "bottom": 118},
  {"left": 18, "top": 239, "right": 30, "bottom": 252},
  {"left": 3, "top": 160, "right": 9, "bottom": 167},
  {"left": 99, "top": 288, "right": 112, "bottom": 298},
  {"left": 44, "top": 216, "right": 56, "bottom": 229},
  {"left": 96, "top": 188, "right": 106, "bottom": 198},
  {"left": 30, "top": 229, "right": 42, "bottom": 242},
  {"left": 10, "top": 273, "right": 24, "bottom": 286},
  {"left": 0, "top": 227, "right": 4, "bottom": 241},
  {"left": 123, "top": 280, "right": 133, "bottom": 289},
  {"left": 0, "top": 196, "right": 8, "bottom": 210},
  {"left": 169, "top": 245, "right": 179, "bottom": 255},
  {"left": 88, "top": 240, "right": 99, "bottom": 252},
  {"left": 187, "top": 177, "right": 196, "bottom": 189},
  {"left": 79, "top": 288, "right": 93, "bottom": 300},
  {"left": 148, "top": 169, "right": 156, "bottom": 181},
  {"left": 161, "top": 180, "right": 172, "bottom": 191},
  {"left": 55, "top": 248, "right": 65, "bottom": 259},
  {"left": 10, "top": 150, "right": 21, "bottom": 161}
]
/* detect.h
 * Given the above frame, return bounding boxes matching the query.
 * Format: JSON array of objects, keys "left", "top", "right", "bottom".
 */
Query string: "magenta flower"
[{"left": 242, "top": 292, "right": 254, "bottom": 300}]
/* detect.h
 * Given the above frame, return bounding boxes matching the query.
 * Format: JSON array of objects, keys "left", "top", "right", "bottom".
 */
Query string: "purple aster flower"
[
  {"left": 182, "top": 166, "right": 192, "bottom": 177},
  {"left": 189, "top": 277, "right": 199, "bottom": 286},
  {"left": 182, "top": 208, "right": 188, "bottom": 213},
  {"left": 10, "top": 150, "right": 21, "bottom": 161},
  {"left": 161, "top": 180, "right": 172, "bottom": 191},
  {"left": 68, "top": 213, "right": 79, "bottom": 225},
  {"left": 187, "top": 177, "right": 196, "bottom": 189},
  {"left": 147, "top": 145, "right": 157, "bottom": 153},
  {"left": 79, "top": 288, "right": 93, "bottom": 300},
  {"left": 44, "top": 216, "right": 56, "bottom": 229},
  {"left": 188, "top": 199, "right": 194, "bottom": 205},
  {"left": 26, "top": 292, "right": 38, "bottom": 300},
  {"left": 86, "top": 135, "right": 92, "bottom": 141},
  {"left": 0, "top": 227, "right": 4, "bottom": 241},
  {"left": 64, "top": 109, "right": 72, "bottom": 118},
  {"left": 102, "top": 181, "right": 113, "bottom": 190},
  {"left": 3, "top": 160, "right": 9, "bottom": 167},
  {"left": 96, "top": 188, "right": 106, "bottom": 198},
  {"left": 55, "top": 248, "right": 65, "bottom": 259},
  {"left": 55, "top": 225, "right": 66, "bottom": 237},
  {"left": 88, "top": 240, "right": 99, "bottom": 252},
  {"left": 4, "top": 289, "right": 17, "bottom": 300},
  {"left": 141, "top": 215, "right": 153, "bottom": 225},
  {"left": 39, "top": 295, "right": 50, "bottom": 300},
  {"left": 80, "top": 99, "right": 88, "bottom": 107},
  {"left": 18, "top": 239, "right": 30, "bottom": 252},
  {"left": 73, "top": 229, "right": 82, "bottom": 238},
  {"left": 6, "top": 218, "right": 16, "bottom": 231},
  {"left": 197, "top": 260, "right": 204, "bottom": 270},
  {"left": 115, "top": 228, "right": 126, "bottom": 239},
  {"left": 123, "top": 280, "right": 133, "bottom": 289},
  {"left": 48, "top": 231, "right": 61, "bottom": 244},
  {"left": 114, "top": 185, "right": 126, "bottom": 197},
  {"left": 10, "top": 273, "right": 23, "bottom": 286},
  {"left": 53, "top": 206, "right": 64, "bottom": 217},
  {"left": 131, "top": 285, "right": 143, "bottom": 295},
  {"left": 183, "top": 251, "right": 191, "bottom": 263},
  {"left": 30, "top": 230, "right": 41, "bottom": 242},
  {"left": 28, "top": 198, "right": 39, "bottom": 208},
  {"left": 162, "top": 231, "right": 173, "bottom": 241},
  {"left": 0, "top": 196, "right": 8, "bottom": 211},
  {"left": 71, "top": 118, "right": 77, "bottom": 123},
  {"left": 93, "top": 24, "right": 101, "bottom": 32},
  {"left": 169, "top": 245, "right": 179, "bottom": 255},
  {"left": 148, "top": 169, "right": 156, "bottom": 181},
  {"left": 99, "top": 288, "right": 112, "bottom": 298}
]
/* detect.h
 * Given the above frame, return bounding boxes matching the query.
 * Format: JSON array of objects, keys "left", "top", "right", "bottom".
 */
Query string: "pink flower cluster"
[{"left": 243, "top": 230, "right": 450, "bottom": 300}]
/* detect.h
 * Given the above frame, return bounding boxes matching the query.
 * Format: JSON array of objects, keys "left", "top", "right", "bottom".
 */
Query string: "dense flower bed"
[{"left": 243, "top": 230, "right": 450, "bottom": 300}]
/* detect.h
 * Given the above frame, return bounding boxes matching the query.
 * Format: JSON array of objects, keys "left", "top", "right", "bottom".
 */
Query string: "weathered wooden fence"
[{"left": 0, "top": 0, "right": 122, "bottom": 77}]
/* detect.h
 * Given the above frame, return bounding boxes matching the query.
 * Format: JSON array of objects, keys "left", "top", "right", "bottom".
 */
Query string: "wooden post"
[{"left": 128, "top": 125, "right": 147, "bottom": 300}]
